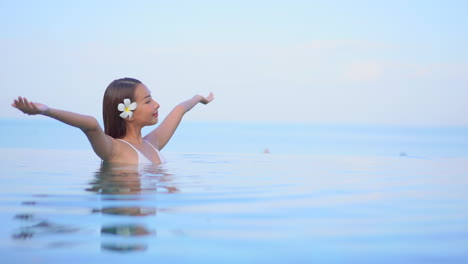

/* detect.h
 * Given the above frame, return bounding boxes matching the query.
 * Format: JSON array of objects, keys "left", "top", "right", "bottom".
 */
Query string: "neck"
[{"left": 121, "top": 125, "right": 144, "bottom": 144}]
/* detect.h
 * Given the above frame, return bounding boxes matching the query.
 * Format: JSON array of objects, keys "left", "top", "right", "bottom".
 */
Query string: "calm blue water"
[
  {"left": 1, "top": 119, "right": 468, "bottom": 157},
  {"left": 1, "top": 119, "right": 468, "bottom": 263}
]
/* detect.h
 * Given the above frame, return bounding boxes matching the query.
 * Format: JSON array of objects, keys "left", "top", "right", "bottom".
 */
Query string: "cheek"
[
  {"left": 142, "top": 104, "right": 153, "bottom": 113},
  {"left": 134, "top": 104, "right": 147, "bottom": 114}
]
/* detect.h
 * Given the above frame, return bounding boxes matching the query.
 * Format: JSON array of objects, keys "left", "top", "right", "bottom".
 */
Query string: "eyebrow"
[{"left": 144, "top": 94, "right": 151, "bottom": 99}]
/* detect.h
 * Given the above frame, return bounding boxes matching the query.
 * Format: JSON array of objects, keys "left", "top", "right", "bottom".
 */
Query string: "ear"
[
  {"left": 126, "top": 114, "right": 136, "bottom": 122},
  {"left": 120, "top": 115, "right": 133, "bottom": 125}
]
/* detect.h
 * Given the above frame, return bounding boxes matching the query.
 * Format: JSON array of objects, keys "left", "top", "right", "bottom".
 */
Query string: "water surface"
[{"left": 1, "top": 148, "right": 468, "bottom": 263}]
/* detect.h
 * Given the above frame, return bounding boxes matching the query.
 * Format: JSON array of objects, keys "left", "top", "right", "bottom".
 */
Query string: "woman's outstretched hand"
[
  {"left": 198, "top": 92, "right": 214, "bottom": 105},
  {"left": 12, "top": 96, "right": 49, "bottom": 115}
]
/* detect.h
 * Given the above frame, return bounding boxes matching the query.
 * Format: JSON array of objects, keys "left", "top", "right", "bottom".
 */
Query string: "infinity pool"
[{"left": 1, "top": 148, "right": 468, "bottom": 263}]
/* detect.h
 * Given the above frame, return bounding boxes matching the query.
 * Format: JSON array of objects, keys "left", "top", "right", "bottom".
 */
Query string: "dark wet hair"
[{"left": 103, "top": 77, "right": 142, "bottom": 138}]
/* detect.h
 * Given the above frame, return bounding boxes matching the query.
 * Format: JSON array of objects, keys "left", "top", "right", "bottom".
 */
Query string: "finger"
[
  {"left": 21, "top": 97, "right": 30, "bottom": 108},
  {"left": 23, "top": 98, "right": 33, "bottom": 109},
  {"left": 14, "top": 99, "right": 24, "bottom": 109},
  {"left": 207, "top": 93, "right": 214, "bottom": 101},
  {"left": 24, "top": 98, "right": 36, "bottom": 111}
]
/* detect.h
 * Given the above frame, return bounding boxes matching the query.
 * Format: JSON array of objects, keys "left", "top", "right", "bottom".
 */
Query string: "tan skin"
[{"left": 12, "top": 83, "right": 214, "bottom": 164}]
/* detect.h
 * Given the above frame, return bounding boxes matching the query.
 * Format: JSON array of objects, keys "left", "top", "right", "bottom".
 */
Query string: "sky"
[{"left": 2, "top": 0, "right": 468, "bottom": 125}]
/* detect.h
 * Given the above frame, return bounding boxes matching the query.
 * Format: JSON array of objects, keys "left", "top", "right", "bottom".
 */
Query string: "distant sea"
[{"left": 1, "top": 118, "right": 467, "bottom": 158}]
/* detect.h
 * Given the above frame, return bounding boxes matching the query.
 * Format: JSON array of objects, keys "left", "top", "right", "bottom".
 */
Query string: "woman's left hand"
[{"left": 199, "top": 92, "right": 214, "bottom": 105}]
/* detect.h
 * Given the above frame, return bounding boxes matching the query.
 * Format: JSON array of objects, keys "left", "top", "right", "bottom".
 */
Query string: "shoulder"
[{"left": 105, "top": 138, "right": 133, "bottom": 163}]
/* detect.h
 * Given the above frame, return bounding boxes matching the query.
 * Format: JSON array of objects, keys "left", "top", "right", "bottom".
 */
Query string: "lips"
[{"left": 153, "top": 112, "right": 158, "bottom": 117}]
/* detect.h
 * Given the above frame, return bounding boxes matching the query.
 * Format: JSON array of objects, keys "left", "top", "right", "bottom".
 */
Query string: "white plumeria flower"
[{"left": 118, "top": 98, "right": 137, "bottom": 119}]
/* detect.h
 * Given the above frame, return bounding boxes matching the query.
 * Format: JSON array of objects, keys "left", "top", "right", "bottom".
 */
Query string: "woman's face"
[{"left": 132, "top": 84, "right": 160, "bottom": 125}]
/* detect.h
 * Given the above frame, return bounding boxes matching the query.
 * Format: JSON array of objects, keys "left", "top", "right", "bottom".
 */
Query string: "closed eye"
[{"left": 144, "top": 95, "right": 152, "bottom": 103}]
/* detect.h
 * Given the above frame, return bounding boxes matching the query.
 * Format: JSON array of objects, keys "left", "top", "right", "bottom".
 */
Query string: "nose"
[{"left": 153, "top": 99, "right": 160, "bottom": 109}]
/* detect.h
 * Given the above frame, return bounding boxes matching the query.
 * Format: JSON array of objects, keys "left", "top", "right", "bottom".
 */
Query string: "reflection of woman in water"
[
  {"left": 12, "top": 77, "right": 214, "bottom": 165},
  {"left": 89, "top": 162, "right": 179, "bottom": 196},
  {"left": 87, "top": 162, "right": 178, "bottom": 252}
]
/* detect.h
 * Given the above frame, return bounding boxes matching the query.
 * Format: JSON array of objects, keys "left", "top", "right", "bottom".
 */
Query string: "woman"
[{"left": 12, "top": 77, "right": 214, "bottom": 165}]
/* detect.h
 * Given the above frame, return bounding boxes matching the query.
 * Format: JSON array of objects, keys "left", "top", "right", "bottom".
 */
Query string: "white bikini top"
[{"left": 117, "top": 139, "right": 166, "bottom": 165}]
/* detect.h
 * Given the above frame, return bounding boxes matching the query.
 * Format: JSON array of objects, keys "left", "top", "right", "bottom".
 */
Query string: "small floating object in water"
[{"left": 263, "top": 148, "right": 270, "bottom": 154}]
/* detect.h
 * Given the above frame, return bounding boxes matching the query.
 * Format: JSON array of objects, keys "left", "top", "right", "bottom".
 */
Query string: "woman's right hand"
[{"left": 12, "top": 96, "right": 49, "bottom": 115}]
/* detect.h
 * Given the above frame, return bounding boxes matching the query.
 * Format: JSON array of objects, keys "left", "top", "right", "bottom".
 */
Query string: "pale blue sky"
[{"left": 2, "top": 0, "right": 467, "bottom": 125}]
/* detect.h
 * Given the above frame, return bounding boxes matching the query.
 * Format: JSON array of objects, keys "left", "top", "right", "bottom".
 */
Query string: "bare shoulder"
[{"left": 104, "top": 138, "right": 134, "bottom": 163}]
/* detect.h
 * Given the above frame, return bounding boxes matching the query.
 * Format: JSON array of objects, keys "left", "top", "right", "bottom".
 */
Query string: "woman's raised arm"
[
  {"left": 144, "top": 93, "right": 214, "bottom": 150},
  {"left": 12, "top": 96, "right": 115, "bottom": 160}
]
